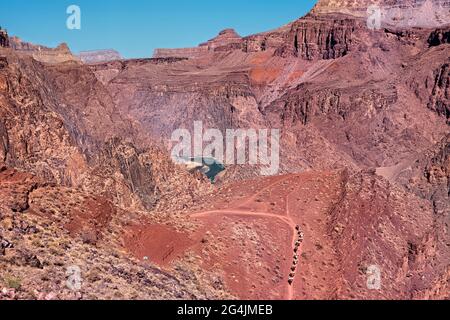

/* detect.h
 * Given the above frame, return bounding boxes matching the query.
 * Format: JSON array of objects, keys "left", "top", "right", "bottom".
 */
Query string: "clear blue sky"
[{"left": 0, "top": 0, "right": 317, "bottom": 58}]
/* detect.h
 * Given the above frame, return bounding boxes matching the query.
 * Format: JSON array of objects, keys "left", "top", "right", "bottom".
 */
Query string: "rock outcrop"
[
  {"left": 274, "top": 15, "right": 359, "bottom": 60},
  {"left": 0, "top": 28, "right": 9, "bottom": 48}
]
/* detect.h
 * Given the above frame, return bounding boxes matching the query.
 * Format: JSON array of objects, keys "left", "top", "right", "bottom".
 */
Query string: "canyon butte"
[{"left": 0, "top": 0, "right": 449, "bottom": 300}]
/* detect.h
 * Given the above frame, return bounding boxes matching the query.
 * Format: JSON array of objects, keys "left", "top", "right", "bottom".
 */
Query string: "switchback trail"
[{"left": 190, "top": 176, "right": 304, "bottom": 300}]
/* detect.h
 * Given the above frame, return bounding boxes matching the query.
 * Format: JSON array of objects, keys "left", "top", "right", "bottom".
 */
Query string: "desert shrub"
[{"left": 3, "top": 276, "right": 22, "bottom": 290}]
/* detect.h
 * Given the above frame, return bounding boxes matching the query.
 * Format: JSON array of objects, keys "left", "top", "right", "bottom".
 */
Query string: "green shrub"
[{"left": 4, "top": 276, "right": 22, "bottom": 290}]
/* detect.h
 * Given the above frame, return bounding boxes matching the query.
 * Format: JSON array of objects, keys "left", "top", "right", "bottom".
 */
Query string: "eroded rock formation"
[{"left": 0, "top": 0, "right": 449, "bottom": 300}]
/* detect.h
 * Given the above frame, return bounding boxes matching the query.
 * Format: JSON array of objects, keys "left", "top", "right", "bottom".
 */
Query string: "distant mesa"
[
  {"left": 153, "top": 28, "right": 243, "bottom": 59},
  {"left": 78, "top": 49, "right": 123, "bottom": 64}
]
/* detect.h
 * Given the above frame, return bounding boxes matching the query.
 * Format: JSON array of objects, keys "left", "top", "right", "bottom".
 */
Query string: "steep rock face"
[
  {"left": 0, "top": 53, "right": 87, "bottom": 185},
  {"left": 275, "top": 15, "right": 360, "bottom": 60},
  {"left": 240, "top": 14, "right": 360, "bottom": 61},
  {"left": 99, "top": 139, "right": 159, "bottom": 208},
  {"left": 241, "top": 15, "right": 359, "bottom": 60},
  {"left": 0, "top": 49, "right": 210, "bottom": 211},
  {"left": 406, "top": 45, "right": 450, "bottom": 122}
]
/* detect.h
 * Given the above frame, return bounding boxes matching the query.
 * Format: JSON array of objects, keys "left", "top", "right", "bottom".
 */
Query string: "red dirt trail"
[{"left": 125, "top": 171, "right": 344, "bottom": 300}]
